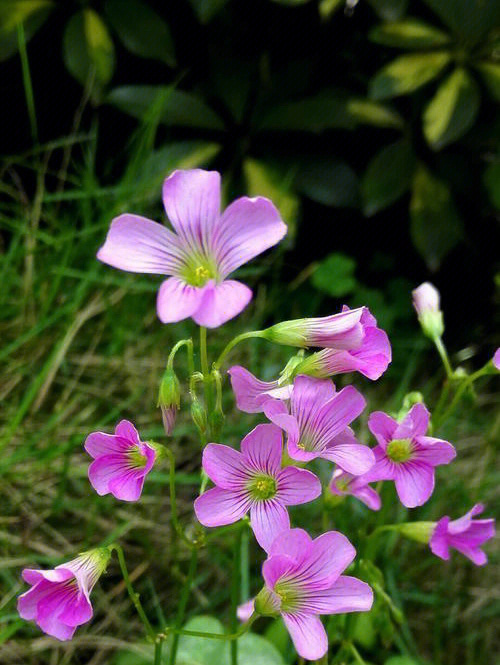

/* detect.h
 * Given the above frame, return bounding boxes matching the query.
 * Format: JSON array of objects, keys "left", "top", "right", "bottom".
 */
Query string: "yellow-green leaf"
[
  {"left": 83, "top": 9, "right": 115, "bottom": 86},
  {"left": 423, "top": 67, "right": 480, "bottom": 149},
  {"left": 369, "top": 18, "right": 451, "bottom": 49},
  {"left": 0, "top": 0, "right": 53, "bottom": 61},
  {"left": 369, "top": 52, "right": 451, "bottom": 100},
  {"left": 476, "top": 61, "right": 500, "bottom": 102}
]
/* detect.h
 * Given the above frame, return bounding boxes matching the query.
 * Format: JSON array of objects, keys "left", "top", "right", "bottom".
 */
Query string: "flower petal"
[
  {"left": 290, "top": 376, "right": 336, "bottom": 420},
  {"left": 228, "top": 366, "right": 280, "bottom": 414},
  {"left": 351, "top": 484, "right": 381, "bottom": 511},
  {"left": 84, "top": 432, "right": 129, "bottom": 459},
  {"left": 262, "top": 554, "right": 299, "bottom": 589},
  {"left": 412, "top": 436, "right": 456, "bottom": 466},
  {"left": 201, "top": 443, "right": 248, "bottom": 489},
  {"left": 358, "top": 446, "right": 395, "bottom": 483},
  {"left": 241, "top": 423, "right": 283, "bottom": 475},
  {"left": 213, "top": 196, "right": 287, "bottom": 276},
  {"left": 156, "top": 277, "right": 205, "bottom": 324},
  {"left": 302, "top": 576, "right": 373, "bottom": 615},
  {"left": 312, "top": 386, "right": 366, "bottom": 449},
  {"left": 264, "top": 400, "right": 301, "bottom": 451},
  {"left": 250, "top": 500, "right": 290, "bottom": 552},
  {"left": 237, "top": 599, "right": 255, "bottom": 622},
  {"left": 448, "top": 503, "right": 484, "bottom": 534},
  {"left": 194, "top": 487, "right": 251, "bottom": 527},
  {"left": 395, "top": 403, "right": 430, "bottom": 439},
  {"left": 394, "top": 461, "right": 435, "bottom": 508},
  {"left": 276, "top": 467, "right": 322, "bottom": 505},
  {"left": 322, "top": 441, "right": 375, "bottom": 475},
  {"left": 282, "top": 613, "right": 328, "bottom": 661},
  {"left": 429, "top": 517, "right": 451, "bottom": 560},
  {"left": 115, "top": 420, "right": 141, "bottom": 444},
  {"left": 192, "top": 280, "right": 252, "bottom": 328},
  {"left": 368, "top": 411, "right": 398, "bottom": 448},
  {"left": 268, "top": 528, "right": 313, "bottom": 562},
  {"left": 87, "top": 454, "right": 130, "bottom": 497},
  {"left": 97, "top": 214, "right": 183, "bottom": 274},
  {"left": 108, "top": 468, "right": 147, "bottom": 501},
  {"left": 295, "top": 531, "right": 356, "bottom": 589}
]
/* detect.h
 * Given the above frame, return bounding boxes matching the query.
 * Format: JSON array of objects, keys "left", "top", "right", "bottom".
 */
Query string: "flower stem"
[
  {"left": 213, "top": 331, "right": 265, "bottom": 370},
  {"left": 433, "top": 336, "right": 454, "bottom": 379},
  {"left": 113, "top": 544, "right": 155, "bottom": 641},
  {"left": 165, "top": 613, "right": 258, "bottom": 641},
  {"left": 168, "top": 548, "right": 198, "bottom": 665},
  {"left": 230, "top": 526, "right": 243, "bottom": 665},
  {"left": 154, "top": 641, "right": 163, "bottom": 665},
  {"left": 348, "top": 642, "right": 367, "bottom": 665},
  {"left": 436, "top": 363, "right": 492, "bottom": 428},
  {"left": 167, "top": 338, "right": 194, "bottom": 373},
  {"left": 199, "top": 326, "right": 214, "bottom": 438},
  {"left": 165, "top": 447, "right": 198, "bottom": 549}
]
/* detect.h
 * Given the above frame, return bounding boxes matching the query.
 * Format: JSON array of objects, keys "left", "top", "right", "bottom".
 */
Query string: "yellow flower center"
[
  {"left": 274, "top": 581, "right": 301, "bottom": 612},
  {"left": 128, "top": 446, "right": 148, "bottom": 468},
  {"left": 386, "top": 438, "right": 413, "bottom": 463},
  {"left": 247, "top": 474, "right": 277, "bottom": 500}
]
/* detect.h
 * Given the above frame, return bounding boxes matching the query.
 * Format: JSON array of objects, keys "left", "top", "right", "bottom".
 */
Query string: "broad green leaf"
[
  {"left": 63, "top": 10, "right": 115, "bottom": 101},
  {"left": 294, "top": 156, "right": 359, "bottom": 207},
  {"left": 423, "top": 67, "right": 480, "bottom": 149},
  {"left": 238, "top": 633, "right": 286, "bottom": 665},
  {"left": 107, "top": 85, "right": 224, "bottom": 130},
  {"left": 312, "top": 253, "right": 357, "bottom": 297},
  {"left": 0, "top": 0, "right": 53, "bottom": 61},
  {"left": 319, "top": 0, "right": 344, "bottom": 19},
  {"left": 345, "top": 98, "right": 403, "bottom": 129},
  {"left": 362, "top": 140, "right": 416, "bottom": 215},
  {"left": 410, "top": 165, "right": 463, "bottom": 270},
  {"left": 483, "top": 161, "right": 500, "bottom": 210},
  {"left": 105, "top": 0, "right": 175, "bottom": 67},
  {"left": 422, "top": 0, "right": 500, "bottom": 47},
  {"left": 476, "top": 61, "right": 500, "bottom": 102},
  {"left": 367, "top": 0, "right": 408, "bottom": 21},
  {"left": 369, "top": 52, "right": 451, "bottom": 100},
  {"left": 369, "top": 18, "right": 450, "bottom": 49},
  {"left": 188, "top": 0, "right": 229, "bottom": 23}
]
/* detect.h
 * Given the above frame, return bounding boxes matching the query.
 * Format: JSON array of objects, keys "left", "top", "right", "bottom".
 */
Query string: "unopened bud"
[
  {"left": 158, "top": 368, "right": 180, "bottom": 436},
  {"left": 412, "top": 282, "right": 444, "bottom": 339},
  {"left": 191, "top": 400, "right": 207, "bottom": 435},
  {"left": 397, "top": 522, "right": 436, "bottom": 544}
]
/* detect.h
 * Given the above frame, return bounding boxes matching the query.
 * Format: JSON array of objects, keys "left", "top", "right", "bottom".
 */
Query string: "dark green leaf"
[
  {"left": 105, "top": 0, "right": 175, "bottom": 67},
  {"left": 106, "top": 85, "right": 224, "bottom": 130},
  {"left": 367, "top": 0, "right": 408, "bottom": 21},
  {"left": 410, "top": 165, "right": 463, "bottom": 270},
  {"left": 312, "top": 253, "right": 357, "bottom": 297},
  {"left": 369, "top": 52, "right": 451, "bottom": 100},
  {"left": 476, "top": 61, "right": 500, "bottom": 102},
  {"left": 423, "top": 67, "right": 480, "bottom": 149},
  {"left": 294, "top": 156, "right": 359, "bottom": 207},
  {"left": 369, "top": 18, "right": 451, "bottom": 49},
  {"left": 362, "top": 140, "right": 416, "bottom": 215},
  {"left": 188, "top": 0, "right": 229, "bottom": 23},
  {"left": 421, "top": 0, "right": 500, "bottom": 47},
  {"left": 483, "top": 161, "right": 500, "bottom": 210},
  {"left": 0, "top": 0, "right": 53, "bottom": 61}
]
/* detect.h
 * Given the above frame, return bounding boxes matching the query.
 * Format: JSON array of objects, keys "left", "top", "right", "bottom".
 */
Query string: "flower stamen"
[{"left": 386, "top": 438, "right": 413, "bottom": 463}]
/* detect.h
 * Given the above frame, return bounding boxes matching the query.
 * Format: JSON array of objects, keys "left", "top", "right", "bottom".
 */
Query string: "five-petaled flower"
[
  {"left": 255, "top": 528, "right": 373, "bottom": 660},
  {"left": 361, "top": 403, "right": 456, "bottom": 508},
  {"left": 264, "top": 375, "right": 374, "bottom": 475},
  {"left": 329, "top": 467, "right": 381, "bottom": 511},
  {"left": 17, "top": 548, "right": 110, "bottom": 640},
  {"left": 194, "top": 424, "right": 321, "bottom": 551},
  {"left": 84, "top": 420, "right": 156, "bottom": 501},
  {"left": 97, "top": 169, "right": 287, "bottom": 328},
  {"left": 430, "top": 503, "right": 495, "bottom": 566}
]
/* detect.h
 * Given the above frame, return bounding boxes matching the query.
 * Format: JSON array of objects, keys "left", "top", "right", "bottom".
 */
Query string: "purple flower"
[
  {"left": 97, "top": 169, "right": 287, "bottom": 328},
  {"left": 194, "top": 424, "right": 321, "bottom": 551},
  {"left": 17, "top": 548, "right": 110, "bottom": 641},
  {"left": 84, "top": 420, "right": 156, "bottom": 501},
  {"left": 255, "top": 529, "right": 373, "bottom": 660},
  {"left": 430, "top": 503, "right": 495, "bottom": 566},
  {"left": 329, "top": 468, "right": 381, "bottom": 511},
  {"left": 264, "top": 375, "right": 374, "bottom": 475},
  {"left": 493, "top": 348, "right": 500, "bottom": 371},
  {"left": 362, "top": 404, "right": 456, "bottom": 508},
  {"left": 228, "top": 365, "right": 292, "bottom": 414},
  {"left": 294, "top": 306, "right": 391, "bottom": 381}
]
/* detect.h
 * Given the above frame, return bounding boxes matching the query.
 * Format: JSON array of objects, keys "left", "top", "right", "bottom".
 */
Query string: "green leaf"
[
  {"left": 238, "top": 633, "right": 286, "bottom": 665},
  {"left": 384, "top": 658, "right": 420, "bottom": 665},
  {"left": 104, "top": 0, "right": 175, "bottom": 67},
  {"left": 319, "top": 0, "right": 344, "bottom": 19},
  {"left": 344, "top": 98, "right": 404, "bottom": 129},
  {"left": 483, "top": 161, "right": 500, "bottom": 210},
  {"left": 421, "top": 0, "right": 500, "bottom": 47},
  {"left": 476, "top": 61, "right": 500, "bottom": 102},
  {"left": 367, "top": 0, "right": 408, "bottom": 21},
  {"left": 312, "top": 253, "right": 357, "bottom": 297},
  {"left": 63, "top": 10, "right": 115, "bottom": 101},
  {"left": 294, "top": 156, "right": 359, "bottom": 207},
  {"left": 423, "top": 67, "right": 480, "bottom": 149},
  {"left": 410, "top": 165, "right": 463, "bottom": 270},
  {"left": 369, "top": 18, "right": 451, "bottom": 49},
  {"left": 0, "top": 0, "right": 53, "bottom": 61},
  {"left": 188, "top": 0, "right": 229, "bottom": 23},
  {"left": 106, "top": 85, "right": 224, "bottom": 130},
  {"left": 369, "top": 52, "right": 451, "bottom": 100},
  {"left": 362, "top": 140, "right": 416, "bottom": 215}
]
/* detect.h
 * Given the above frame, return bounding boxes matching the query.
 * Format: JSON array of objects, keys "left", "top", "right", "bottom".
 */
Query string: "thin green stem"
[
  {"left": 165, "top": 613, "right": 258, "bottom": 641},
  {"left": 199, "top": 326, "right": 214, "bottom": 438},
  {"left": 436, "top": 363, "right": 492, "bottom": 428},
  {"left": 348, "top": 642, "right": 367, "bottom": 665},
  {"left": 165, "top": 448, "right": 197, "bottom": 549},
  {"left": 213, "top": 331, "right": 265, "bottom": 370},
  {"left": 230, "top": 527, "right": 243, "bottom": 665},
  {"left": 168, "top": 548, "right": 198, "bottom": 665},
  {"left": 433, "top": 337, "right": 454, "bottom": 380},
  {"left": 167, "top": 339, "right": 193, "bottom": 372},
  {"left": 112, "top": 545, "right": 155, "bottom": 641},
  {"left": 17, "top": 23, "right": 38, "bottom": 146},
  {"left": 154, "top": 641, "right": 163, "bottom": 665}
]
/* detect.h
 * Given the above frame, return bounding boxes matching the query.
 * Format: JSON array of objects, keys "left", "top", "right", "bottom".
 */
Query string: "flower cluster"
[{"left": 17, "top": 170, "right": 495, "bottom": 662}]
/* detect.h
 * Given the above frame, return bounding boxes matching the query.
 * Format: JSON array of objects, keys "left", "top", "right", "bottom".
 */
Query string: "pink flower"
[
  {"left": 17, "top": 547, "right": 110, "bottom": 641},
  {"left": 493, "top": 348, "right": 500, "bottom": 371},
  {"left": 227, "top": 365, "right": 292, "bottom": 414},
  {"left": 430, "top": 503, "right": 495, "bottom": 566},
  {"left": 329, "top": 468, "right": 381, "bottom": 511},
  {"left": 362, "top": 404, "right": 456, "bottom": 508},
  {"left": 194, "top": 424, "right": 321, "bottom": 551},
  {"left": 264, "top": 375, "right": 374, "bottom": 475},
  {"left": 412, "top": 282, "right": 444, "bottom": 339},
  {"left": 294, "top": 306, "right": 391, "bottom": 380},
  {"left": 97, "top": 169, "right": 287, "bottom": 328},
  {"left": 255, "top": 529, "right": 373, "bottom": 660},
  {"left": 84, "top": 420, "right": 156, "bottom": 501}
]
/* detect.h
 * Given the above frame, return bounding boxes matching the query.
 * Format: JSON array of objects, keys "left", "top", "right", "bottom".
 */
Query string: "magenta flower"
[
  {"left": 362, "top": 404, "right": 456, "bottom": 508},
  {"left": 84, "top": 420, "right": 156, "bottom": 501},
  {"left": 255, "top": 528, "right": 373, "bottom": 660},
  {"left": 228, "top": 365, "right": 292, "bottom": 414},
  {"left": 97, "top": 169, "right": 287, "bottom": 328},
  {"left": 264, "top": 375, "right": 374, "bottom": 475},
  {"left": 329, "top": 468, "right": 381, "bottom": 511},
  {"left": 493, "top": 348, "right": 500, "bottom": 371},
  {"left": 294, "top": 306, "right": 391, "bottom": 380},
  {"left": 194, "top": 424, "right": 321, "bottom": 551},
  {"left": 17, "top": 547, "right": 110, "bottom": 641},
  {"left": 430, "top": 503, "right": 495, "bottom": 566}
]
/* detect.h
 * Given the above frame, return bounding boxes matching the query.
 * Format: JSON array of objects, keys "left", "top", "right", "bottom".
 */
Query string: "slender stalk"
[
  {"left": 113, "top": 544, "right": 155, "bottom": 640},
  {"left": 17, "top": 23, "right": 38, "bottom": 146},
  {"left": 436, "top": 363, "right": 492, "bottom": 428},
  {"left": 168, "top": 548, "right": 198, "bottom": 665},
  {"left": 165, "top": 447, "right": 196, "bottom": 549},
  {"left": 199, "top": 327, "right": 214, "bottom": 436},
  {"left": 348, "top": 642, "right": 367, "bottom": 665},
  {"left": 433, "top": 337, "right": 454, "bottom": 379},
  {"left": 167, "top": 338, "right": 194, "bottom": 373},
  {"left": 230, "top": 527, "right": 243, "bottom": 665},
  {"left": 213, "top": 331, "right": 264, "bottom": 370},
  {"left": 154, "top": 641, "right": 163, "bottom": 665},
  {"left": 165, "top": 613, "right": 258, "bottom": 641}
]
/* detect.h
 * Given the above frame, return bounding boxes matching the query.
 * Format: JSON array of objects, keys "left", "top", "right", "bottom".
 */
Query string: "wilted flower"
[
  {"left": 362, "top": 404, "right": 456, "bottom": 508},
  {"left": 329, "top": 467, "right": 381, "bottom": 511},
  {"left": 412, "top": 282, "right": 444, "bottom": 339},
  {"left": 84, "top": 420, "right": 156, "bottom": 501},
  {"left": 194, "top": 424, "right": 321, "bottom": 551},
  {"left": 17, "top": 547, "right": 110, "bottom": 640},
  {"left": 254, "top": 529, "right": 373, "bottom": 660},
  {"left": 264, "top": 375, "right": 373, "bottom": 475},
  {"left": 97, "top": 169, "right": 287, "bottom": 327},
  {"left": 430, "top": 503, "right": 495, "bottom": 565},
  {"left": 294, "top": 306, "right": 391, "bottom": 380}
]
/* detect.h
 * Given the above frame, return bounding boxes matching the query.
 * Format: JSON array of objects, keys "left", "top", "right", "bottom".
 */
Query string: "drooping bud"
[
  {"left": 158, "top": 368, "right": 180, "bottom": 436},
  {"left": 412, "top": 282, "right": 444, "bottom": 340},
  {"left": 254, "top": 586, "right": 281, "bottom": 617},
  {"left": 396, "top": 522, "right": 436, "bottom": 544},
  {"left": 190, "top": 399, "right": 207, "bottom": 435}
]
